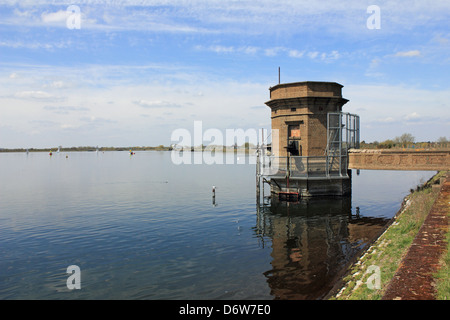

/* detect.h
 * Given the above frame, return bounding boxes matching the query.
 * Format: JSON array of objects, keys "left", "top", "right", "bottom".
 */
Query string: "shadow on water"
[{"left": 255, "top": 196, "right": 390, "bottom": 300}]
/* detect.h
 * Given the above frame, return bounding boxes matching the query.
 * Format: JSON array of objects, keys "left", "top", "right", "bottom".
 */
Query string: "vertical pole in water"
[
  {"left": 287, "top": 155, "right": 290, "bottom": 192},
  {"left": 261, "top": 128, "right": 264, "bottom": 202},
  {"left": 339, "top": 113, "right": 342, "bottom": 177},
  {"left": 256, "top": 131, "right": 261, "bottom": 206}
]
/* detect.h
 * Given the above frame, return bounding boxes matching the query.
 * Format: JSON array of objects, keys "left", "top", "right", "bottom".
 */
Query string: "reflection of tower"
[
  {"left": 255, "top": 198, "right": 389, "bottom": 300},
  {"left": 260, "top": 81, "right": 359, "bottom": 198}
]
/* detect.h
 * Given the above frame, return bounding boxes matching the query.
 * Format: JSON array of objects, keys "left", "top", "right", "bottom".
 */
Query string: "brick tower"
[
  {"left": 259, "top": 81, "right": 358, "bottom": 198},
  {"left": 265, "top": 81, "right": 349, "bottom": 157}
]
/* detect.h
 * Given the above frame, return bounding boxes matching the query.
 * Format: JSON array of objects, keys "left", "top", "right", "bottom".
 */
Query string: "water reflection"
[
  {"left": 255, "top": 197, "right": 390, "bottom": 300},
  {"left": 0, "top": 153, "right": 434, "bottom": 299}
]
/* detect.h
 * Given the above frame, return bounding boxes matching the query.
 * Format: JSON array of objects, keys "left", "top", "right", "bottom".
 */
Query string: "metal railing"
[
  {"left": 259, "top": 155, "right": 349, "bottom": 178},
  {"left": 327, "top": 112, "right": 360, "bottom": 153}
]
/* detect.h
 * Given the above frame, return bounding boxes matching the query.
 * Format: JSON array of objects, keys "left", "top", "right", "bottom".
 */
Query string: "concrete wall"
[
  {"left": 270, "top": 176, "right": 352, "bottom": 197},
  {"left": 348, "top": 149, "right": 450, "bottom": 171}
]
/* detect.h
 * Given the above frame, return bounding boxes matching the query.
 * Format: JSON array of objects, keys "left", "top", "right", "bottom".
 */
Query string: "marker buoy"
[{"left": 212, "top": 186, "right": 217, "bottom": 207}]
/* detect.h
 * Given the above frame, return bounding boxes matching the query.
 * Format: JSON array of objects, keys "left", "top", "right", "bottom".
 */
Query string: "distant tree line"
[
  {"left": 0, "top": 143, "right": 257, "bottom": 153},
  {"left": 360, "top": 134, "right": 449, "bottom": 149},
  {"left": 0, "top": 145, "right": 172, "bottom": 152}
]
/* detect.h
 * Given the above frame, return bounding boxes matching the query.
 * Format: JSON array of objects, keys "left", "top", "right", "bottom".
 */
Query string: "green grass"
[
  {"left": 331, "top": 172, "right": 445, "bottom": 300},
  {"left": 434, "top": 216, "right": 450, "bottom": 300}
]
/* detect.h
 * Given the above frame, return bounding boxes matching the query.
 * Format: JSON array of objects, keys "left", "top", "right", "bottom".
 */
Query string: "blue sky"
[{"left": 0, "top": 0, "right": 449, "bottom": 148}]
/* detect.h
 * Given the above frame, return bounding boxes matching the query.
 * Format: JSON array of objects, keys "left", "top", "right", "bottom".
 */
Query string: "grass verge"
[
  {"left": 331, "top": 171, "right": 447, "bottom": 300},
  {"left": 434, "top": 200, "right": 450, "bottom": 300}
]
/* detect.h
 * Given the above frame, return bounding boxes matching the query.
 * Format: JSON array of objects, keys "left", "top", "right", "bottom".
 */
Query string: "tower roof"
[{"left": 269, "top": 81, "right": 345, "bottom": 100}]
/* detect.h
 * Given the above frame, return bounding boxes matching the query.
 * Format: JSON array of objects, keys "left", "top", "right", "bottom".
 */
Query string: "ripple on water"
[{"left": 0, "top": 153, "right": 436, "bottom": 299}]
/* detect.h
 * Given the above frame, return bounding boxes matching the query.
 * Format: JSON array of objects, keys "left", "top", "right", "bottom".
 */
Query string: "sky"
[{"left": 0, "top": 0, "right": 449, "bottom": 148}]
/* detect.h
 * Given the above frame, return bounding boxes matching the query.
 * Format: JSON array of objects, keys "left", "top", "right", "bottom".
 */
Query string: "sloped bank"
[{"left": 326, "top": 171, "right": 449, "bottom": 300}]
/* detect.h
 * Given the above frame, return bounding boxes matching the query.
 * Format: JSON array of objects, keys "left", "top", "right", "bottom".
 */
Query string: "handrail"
[{"left": 259, "top": 155, "right": 349, "bottom": 178}]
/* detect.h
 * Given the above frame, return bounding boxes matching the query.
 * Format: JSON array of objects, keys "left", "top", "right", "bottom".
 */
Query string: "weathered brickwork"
[
  {"left": 348, "top": 149, "right": 450, "bottom": 171},
  {"left": 265, "top": 81, "right": 349, "bottom": 157},
  {"left": 269, "top": 81, "right": 343, "bottom": 100}
]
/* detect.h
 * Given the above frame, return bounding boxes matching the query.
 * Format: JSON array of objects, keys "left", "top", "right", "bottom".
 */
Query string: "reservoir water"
[{"left": 0, "top": 151, "right": 435, "bottom": 299}]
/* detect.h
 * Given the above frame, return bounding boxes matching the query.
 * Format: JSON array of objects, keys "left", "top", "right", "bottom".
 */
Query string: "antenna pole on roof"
[{"left": 278, "top": 67, "right": 280, "bottom": 84}]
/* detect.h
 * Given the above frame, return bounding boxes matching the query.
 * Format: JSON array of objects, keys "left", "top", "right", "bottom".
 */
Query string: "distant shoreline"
[
  {"left": 0, "top": 146, "right": 257, "bottom": 153},
  {"left": 0, "top": 146, "right": 169, "bottom": 152}
]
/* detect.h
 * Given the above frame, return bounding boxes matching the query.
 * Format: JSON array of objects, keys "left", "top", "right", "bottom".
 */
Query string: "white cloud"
[
  {"left": 134, "top": 100, "right": 183, "bottom": 108},
  {"left": 0, "top": 40, "right": 71, "bottom": 50},
  {"left": 265, "top": 47, "right": 287, "bottom": 57},
  {"left": 197, "top": 45, "right": 340, "bottom": 62},
  {"left": 394, "top": 50, "right": 421, "bottom": 57},
  {"left": 1, "top": 0, "right": 449, "bottom": 37},
  {"left": 405, "top": 112, "right": 421, "bottom": 121},
  {"left": 43, "top": 106, "right": 89, "bottom": 114},
  {"left": 13, "top": 8, "right": 33, "bottom": 18},
  {"left": 320, "top": 50, "right": 340, "bottom": 61},
  {"left": 207, "top": 45, "right": 235, "bottom": 54},
  {"left": 60, "top": 123, "right": 78, "bottom": 129},
  {"left": 50, "top": 81, "right": 64, "bottom": 88},
  {"left": 372, "top": 117, "right": 396, "bottom": 123},
  {"left": 195, "top": 45, "right": 259, "bottom": 55},
  {"left": 344, "top": 84, "right": 450, "bottom": 141},
  {"left": 433, "top": 35, "right": 449, "bottom": 45},
  {"left": 308, "top": 51, "right": 319, "bottom": 59},
  {"left": 241, "top": 46, "right": 259, "bottom": 55},
  {"left": 44, "top": 80, "right": 72, "bottom": 89},
  {"left": 288, "top": 50, "right": 304, "bottom": 58},
  {"left": 0, "top": 54, "right": 447, "bottom": 147},
  {"left": 365, "top": 58, "right": 384, "bottom": 78},
  {"left": 14, "top": 90, "right": 54, "bottom": 99},
  {"left": 41, "top": 10, "right": 68, "bottom": 23},
  {"left": 10, "top": 90, "right": 65, "bottom": 102}
]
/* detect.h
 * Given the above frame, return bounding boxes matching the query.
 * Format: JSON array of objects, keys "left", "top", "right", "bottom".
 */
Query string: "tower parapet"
[{"left": 265, "top": 81, "right": 349, "bottom": 157}]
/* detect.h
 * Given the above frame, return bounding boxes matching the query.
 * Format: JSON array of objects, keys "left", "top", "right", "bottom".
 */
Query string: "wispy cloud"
[
  {"left": 14, "top": 90, "right": 58, "bottom": 100},
  {"left": 0, "top": 40, "right": 71, "bottom": 50},
  {"left": 41, "top": 9, "right": 69, "bottom": 23},
  {"left": 195, "top": 45, "right": 234, "bottom": 54},
  {"left": 196, "top": 45, "right": 341, "bottom": 61},
  {"left": 288, "top": 50, "right": 305, "bottom": 58},
  {"left": 369, "top": 117, "right": 397, "bottom": 124},
  {"left": 365, "top": 58, "right": 384, "bottom": 78},
  {"left": 265, "top": 47, "right": 287, "bottom": 57},
  {"left": 43, "top": 106, "right": 89, "bottom": 114},
  {"left": 134, "top": 100, "right": 184, "bottom": 109},
  {"left": 3, "top": 1, "right": 448, "bottom": 35},
  {"left": 433, "top": 35, "right": 449, "bottom": 45},
  {"left": 394, "top": 50, "right": 421, "bottom": 57},
  {"left": 405, "top": 112, "right": 421, "bottom": 121},
  {"left": 1, "top": 1, "right": 449, "bottom": 148}
]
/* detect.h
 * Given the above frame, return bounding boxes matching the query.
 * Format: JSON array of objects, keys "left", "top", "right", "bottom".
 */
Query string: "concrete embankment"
[
  {"left": 382, "top": 173, "right": 449, "bottom": 299},
  {"left": 348, "top": 149, "right": 450, "bottom": 171},
  {"left": 327, "top": 171, "right": 449, "bottom": 300}
]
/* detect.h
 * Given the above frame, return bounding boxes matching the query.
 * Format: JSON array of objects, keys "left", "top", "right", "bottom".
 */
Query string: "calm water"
[{"left": 0, "top": 151, "right": 434, "bottom": 300}]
